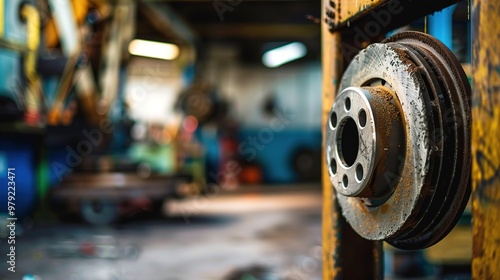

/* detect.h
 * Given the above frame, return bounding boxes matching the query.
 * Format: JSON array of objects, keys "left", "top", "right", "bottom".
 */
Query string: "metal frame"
[{"left": 321, "top": 0, "right": 500, "bottom": 278}]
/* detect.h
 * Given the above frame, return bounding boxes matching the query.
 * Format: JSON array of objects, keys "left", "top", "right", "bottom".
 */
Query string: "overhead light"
[
  {"left": 262, "top": 42, "right": 307, "bottom": 68},
  {"left": 128, "top": 39, "right": 180, "bottom": 60}
]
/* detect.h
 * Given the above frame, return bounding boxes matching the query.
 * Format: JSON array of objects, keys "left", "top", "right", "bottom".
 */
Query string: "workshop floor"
[{"left": 0, "top": 185, "right": 322, "bottom": 280}]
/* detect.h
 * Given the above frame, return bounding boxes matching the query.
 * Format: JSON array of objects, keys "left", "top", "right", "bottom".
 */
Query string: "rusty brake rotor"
[{"left": 325, "top": 31, "right": 471, "bottom": 250}]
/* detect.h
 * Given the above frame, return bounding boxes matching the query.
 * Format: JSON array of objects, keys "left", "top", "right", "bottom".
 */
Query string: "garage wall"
[
  {"left": 124, "top": 57, "right": 183, "bottom": 125},
  {"left": 203, "top": 44, "right": 322, "bottom": 130},
  {"left": 124, "top": 46, "right": 322, "bottom": 132}
]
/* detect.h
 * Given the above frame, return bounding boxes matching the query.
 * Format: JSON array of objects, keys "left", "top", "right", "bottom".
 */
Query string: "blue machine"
[
  {"left": 0, "top": 137, "right": 37, "bottom": 219},
  {"left": 239, "top": 128, "right": 321, "bottom": 183},
  {"left": 0, "top": 0, "right": 38, "bottom": 219}
]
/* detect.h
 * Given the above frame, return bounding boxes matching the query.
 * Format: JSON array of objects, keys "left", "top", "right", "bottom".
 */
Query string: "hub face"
[
  {"left": 326, "top": 31, "right": 471, "bottom": 250},
  {"left": 327, "top": 86, "right": 406, "bottom": 205},
  {"left": 327, "top": 87, "right": 376, "bottom": 198}
]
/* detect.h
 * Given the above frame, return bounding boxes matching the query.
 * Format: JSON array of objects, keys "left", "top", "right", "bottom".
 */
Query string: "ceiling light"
[
  {"left": 128, "top": 39, "right": 180, "bottom": 60},
  {"left": 262, "top": 42, "right": 307, "bottom": 68}
]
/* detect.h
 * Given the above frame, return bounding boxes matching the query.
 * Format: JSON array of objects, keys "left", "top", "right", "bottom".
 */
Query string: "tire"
[
  {"left": 291, "top": 147, "right": 321, "bottom": 182},
  {"left": 80, "top": 199, "right": 118, "bottom": 225}
]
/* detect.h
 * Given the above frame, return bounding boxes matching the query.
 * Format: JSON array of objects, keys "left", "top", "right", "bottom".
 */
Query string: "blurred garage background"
[{"left": 0, "top": 0, "right": 471, "bottom": 279}]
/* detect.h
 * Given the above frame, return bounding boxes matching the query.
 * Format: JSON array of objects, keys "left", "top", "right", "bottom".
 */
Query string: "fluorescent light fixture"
[
  {"left": 128, "top": 39, "right": 180, "bottom": 60},
  {"left": 262, "top": 42, "right": 307, "bottom": 68}
]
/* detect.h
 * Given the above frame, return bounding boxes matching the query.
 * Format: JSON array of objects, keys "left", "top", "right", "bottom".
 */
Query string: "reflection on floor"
[{"left": 1, "top": 185, "right": 322, "bottom": 280}]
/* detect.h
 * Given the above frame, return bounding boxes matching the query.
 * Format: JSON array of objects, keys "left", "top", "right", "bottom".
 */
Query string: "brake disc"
[{"left": 325, "top": 31, "right": 471, "bottom": 250}]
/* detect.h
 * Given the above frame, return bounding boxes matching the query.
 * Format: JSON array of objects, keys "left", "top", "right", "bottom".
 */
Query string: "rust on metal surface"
[
  {"left": 334, "top": 42, "right": 430, "bottom": 242},
  {"left": 324, "top": 25, "right": 473, "bottom": 263},
  {"left": 471, "top": 0, "right": 500, "bottom": 278}
]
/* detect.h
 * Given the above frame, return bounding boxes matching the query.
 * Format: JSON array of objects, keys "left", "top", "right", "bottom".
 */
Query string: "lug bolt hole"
[
  {"left": 330, "top": 158, "right": 337, "bottom": 175},
  {"left": 359, "top": 109, "right": 367, "bottom": 128},
  {"left": 342, "top": 174, "right": 348, "bottom": 188},
  {"left": 356, "top": 164, "right": 364, "bottom": 182},
  {"left": 345, "top": 97, "right": 351, "bottom": 111},
  {"left": 330, "top": 112, "right": 337, "bottom": 129}
]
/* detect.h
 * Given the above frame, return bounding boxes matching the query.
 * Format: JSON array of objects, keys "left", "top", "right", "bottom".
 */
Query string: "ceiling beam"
[
  {"left": 139, "top": 1, "right": 197, "bottom": 43},
  {"left": 194, "top": 24, "right": 319, "bottom": 39}
]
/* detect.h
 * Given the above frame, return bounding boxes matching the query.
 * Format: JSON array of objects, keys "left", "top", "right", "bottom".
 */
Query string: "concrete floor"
[{"left": 0, "top": 186, "right": 322, "bottom": 280}]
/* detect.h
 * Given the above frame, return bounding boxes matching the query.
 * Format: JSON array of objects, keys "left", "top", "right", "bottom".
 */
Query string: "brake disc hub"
[{"left": 328, "top": 86, "right": 405, "bottom": 206}]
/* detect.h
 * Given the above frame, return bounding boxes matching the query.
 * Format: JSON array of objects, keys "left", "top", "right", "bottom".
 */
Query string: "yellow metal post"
[
  {"left": 471, "top": 0, "right": 500, "bottom": 278},
  {"left": 321, "top": 19, "right": 342, "bottom": 279},
  {"left": 322, "top": 0, "right": 383, "bottom": 278},
  {"left": 0, "top": 0, "right": 4, "bottom": 38},
  {"left": 21, "top": 4, "right": 42, "bottom": 121}
]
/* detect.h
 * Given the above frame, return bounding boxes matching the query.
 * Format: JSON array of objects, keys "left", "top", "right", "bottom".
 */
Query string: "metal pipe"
[{"left": 21, "top": 4, "right": 42, "bottom": 121}]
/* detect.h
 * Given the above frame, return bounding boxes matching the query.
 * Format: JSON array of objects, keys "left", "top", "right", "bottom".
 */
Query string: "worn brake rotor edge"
[{"left": 383, "top": 32, "right": 471, "bottom": 249}]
